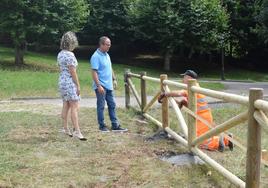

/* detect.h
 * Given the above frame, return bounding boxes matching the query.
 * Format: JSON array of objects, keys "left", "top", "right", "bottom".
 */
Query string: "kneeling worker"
[{"left": 158, "top": 70, "right": 233, "bottom": 152}]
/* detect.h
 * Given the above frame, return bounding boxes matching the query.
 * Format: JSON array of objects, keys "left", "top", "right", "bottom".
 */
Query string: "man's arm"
[
  {"left": 165, "top": 90, "right": 187, "bottom": 97},
  {"left": 92, "top": 69, "right": 105, "bottom": 94}
]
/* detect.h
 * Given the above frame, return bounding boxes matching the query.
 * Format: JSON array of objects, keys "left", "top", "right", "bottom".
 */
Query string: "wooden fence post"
[
  {"left": 160, "top": 74, "right": 169, "bottom": 129},
  {"left": 140, "top": 71, "right": 147, "bottom": 112},
  {"left": 246, "top": 88, "right": 263, "bottom": 188},
  {"left": 187, "top": 79, "right": 197, "bottom": 150},
  {"left": 124, "top": 69, "right": 130, "bottom": 109}
]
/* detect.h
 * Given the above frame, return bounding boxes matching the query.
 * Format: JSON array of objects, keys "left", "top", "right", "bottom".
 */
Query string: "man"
[
  {"left": 158, "top": 70, "right": 233, "bottom": 152},
  {"left": 90, "top": 36, "right": 128, "bottom": 132}
]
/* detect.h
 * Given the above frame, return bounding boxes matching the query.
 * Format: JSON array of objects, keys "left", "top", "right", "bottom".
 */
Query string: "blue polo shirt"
[{"left": 90, "top": 49, "right": 113, "bottom": 90}]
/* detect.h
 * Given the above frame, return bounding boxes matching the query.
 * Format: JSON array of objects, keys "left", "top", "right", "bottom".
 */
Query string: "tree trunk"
[
  {"left": 164, "top": 48, "right": 173, "bottom": 71},
  {"left": 229, "top": 42, "right": 233, "bottom": 58},
  {"left": 179, "top": 46, "right": 184, "bottom": 58},
  {"left": 208, "top": 53, "right": 212, "bottom": 64},
  {"left": 15, "top": 42, "right": 25, "bottom": 66},
  {"left": 188, "top": 47, "right": 194, "bottom": 59},
  {"left": 221, "top": 48, "right": 225, "bottom": 81}
]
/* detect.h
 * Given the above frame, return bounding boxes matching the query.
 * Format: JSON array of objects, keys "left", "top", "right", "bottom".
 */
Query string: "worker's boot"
[
  {"left": 228, "top": 134, "right": 234, "bottom": 151},
  {"left": 218, "top": 136, "right": 225, "bottom": 152}
]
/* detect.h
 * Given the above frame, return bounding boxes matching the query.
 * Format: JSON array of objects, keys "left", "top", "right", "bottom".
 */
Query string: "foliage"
[
  {"left": 0, "top": 0, "right": 89, "bottom": 64},
  {"left": 187, "top": 0, "right": 229, "bottom": 52},
  {"left": 80, "top": 0, "right": 132, "bottom": 44},
  {"left": 223, "top": 0, "right": 262, "bottom": 57},
  {"left": 255, "top": 0, "right": 268, "bottom": 44},
  {"left": 128, "top": 0, "right": 229, "bottom": 70}
]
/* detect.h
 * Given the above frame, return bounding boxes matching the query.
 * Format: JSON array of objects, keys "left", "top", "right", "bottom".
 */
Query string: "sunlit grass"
[
  {"left": 0, "top": 46, "right": 225, "bottom": 99},
  {"left": 0, "top": 102, "right": 239, "bottom": 187}
]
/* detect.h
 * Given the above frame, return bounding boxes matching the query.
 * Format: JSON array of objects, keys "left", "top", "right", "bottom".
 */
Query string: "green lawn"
[
  {"left": 2, "top": 101, "right": 266, "bottom": 187},
  {"left": 1, "top": 46, "right": 268, "bottom": 187},
  {"left": 1, "top": 46, "right": 268, "bottom": 99},
  {"left": 141, "top": 103, "right": 268, "bottom": 187},
  {"left": 0, "top": 46, "right": 223, "bottom": 99}
]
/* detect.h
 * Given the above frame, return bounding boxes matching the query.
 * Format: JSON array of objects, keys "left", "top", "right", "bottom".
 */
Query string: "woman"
[{"left": 57, "top": 31, "right": 86, "bottom": 141}]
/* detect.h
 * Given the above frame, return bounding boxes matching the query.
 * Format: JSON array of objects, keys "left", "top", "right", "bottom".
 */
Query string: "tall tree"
[
  {"left": 129, "top": 0, "right": 228, "bottom": 71},
  {"left": 129, "top": 0, "right": 188, "bottom": 71},
  {"left": 223, "top": 0, "right": 259, "bottom": 57},
  {"left": 0, "top": 0, "right": 89, "bottom": 65},
  {"left": 255, "top": 0, "right": 268, "bottom": 44},
  {"left": 80, "top": 0, "right": 131, "bottom": 44}
]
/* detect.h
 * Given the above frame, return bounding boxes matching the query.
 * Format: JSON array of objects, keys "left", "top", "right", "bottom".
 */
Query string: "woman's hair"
[{"left": 60, "top": 31, "right": 78, "bottom": 51}]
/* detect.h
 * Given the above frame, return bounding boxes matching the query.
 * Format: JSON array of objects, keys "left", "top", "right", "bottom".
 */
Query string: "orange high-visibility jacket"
[{"left": 180, "top": 89, "right": 228, "bottom": 150}]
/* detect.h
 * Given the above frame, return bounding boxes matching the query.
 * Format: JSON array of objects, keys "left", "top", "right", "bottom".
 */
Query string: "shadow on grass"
[{"left": 0, "top": 60, "right": 58, "bottom": 73}]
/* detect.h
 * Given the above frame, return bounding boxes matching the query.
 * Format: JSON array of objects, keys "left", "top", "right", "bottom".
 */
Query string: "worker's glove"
[
  {"left": 113, "top": 80, "right": 118, "bottom": 90},
  {"left": 158, "top": 92, "right": 166, "bottom": 103},
  {"left": 179, "top": 98, "right": 188, "bottom": 109}
]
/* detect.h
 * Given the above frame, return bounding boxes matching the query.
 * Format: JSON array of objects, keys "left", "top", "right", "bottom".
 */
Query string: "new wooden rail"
[{"left": 124, "top": 69, "right": 268, "bottom": 188}]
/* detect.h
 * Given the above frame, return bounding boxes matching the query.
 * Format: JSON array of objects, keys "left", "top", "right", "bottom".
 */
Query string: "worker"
[{"left": 158, "top": 70, "right": 233, "bottom": 152}]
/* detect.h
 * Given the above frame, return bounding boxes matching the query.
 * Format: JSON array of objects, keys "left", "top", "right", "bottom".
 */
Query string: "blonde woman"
[{"left": 57, "top": 31, "right": 86, "bottom": 141}]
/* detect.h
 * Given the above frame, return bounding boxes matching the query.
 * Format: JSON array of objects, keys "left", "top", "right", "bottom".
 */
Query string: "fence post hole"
[
  {"left": 160, "top": 74, "right": 169, "bottom": 129},
  {"left": 246, "top": 88, "right": 263, "bottom": 188},
  {"left": 124, "top": 69, "right": 130, "bottom": 109},
  {"left": 187, "top": 79, "right": 197, "bottom": 150},
  {"left": 140, "top": 71, "right": 147, "bottom": 112}
]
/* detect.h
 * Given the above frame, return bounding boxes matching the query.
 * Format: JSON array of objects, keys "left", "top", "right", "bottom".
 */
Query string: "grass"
[
  {"left": 0, "top": 102, "right": 267, "bottom": 187},
  {"left": 1, "top": 46, "right": 268, "bottom": 187},
  {"left": 0, "top": 46, "right": 226, "bottom": 99},
  {"left": 140, "top": 103, "right": 268, "bottom": 187},
  {"left": 0, "top": 102, "right": 239, "bottom": 188}
]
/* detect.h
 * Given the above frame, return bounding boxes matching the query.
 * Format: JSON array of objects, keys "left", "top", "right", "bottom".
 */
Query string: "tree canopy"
[
  {"left": 0, "top": 0, "right": 268, "bottom": 69},
  {"left": 128, "top": 0, "right": 228, "bottom": 70},
  {"left": 0, "top": 0, "right": 89, "bottom": 65}
]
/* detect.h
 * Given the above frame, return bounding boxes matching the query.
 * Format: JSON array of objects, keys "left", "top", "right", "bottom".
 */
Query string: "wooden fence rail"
[{"left": 124, "top": 70, "right": 268, "bottom": 188}]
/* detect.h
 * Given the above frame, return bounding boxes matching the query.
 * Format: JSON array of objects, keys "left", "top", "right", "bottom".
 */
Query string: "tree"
[
  {"left": 223, "top": 0, "right": 260, "bottom": 57},
  {"left": 0, "top": 0, "right": 89, "bottom": 65},
  {"left": 129, "top": 0, "right": 229, "bottom": 71},
  {"left": 129, "top": 0, "right": 187, "bottom": 71},
  {"left": 80, "top": 0, "right": 131, "bottom": 45},
  {"left": 255, "top": 0, "right": 268, "bottom": 44}
]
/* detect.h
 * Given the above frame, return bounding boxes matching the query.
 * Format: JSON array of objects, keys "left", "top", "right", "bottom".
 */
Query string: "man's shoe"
[
  {"left": 73, "top": 130, "right": 87, "bottom": 141},
  {"left": 112, "top": 125, "right": 128, "bottom": 132},
  {"left": 228, "top": 134, "right": 234, "bottom": 151},
  {"left": 99, "top": 127, "right": 110, "bottom": 133}
]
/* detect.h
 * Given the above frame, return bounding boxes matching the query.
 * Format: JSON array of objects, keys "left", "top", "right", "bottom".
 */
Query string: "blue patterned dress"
[{"left": 57, "top": 50, "right": 80, "bottom": 101}]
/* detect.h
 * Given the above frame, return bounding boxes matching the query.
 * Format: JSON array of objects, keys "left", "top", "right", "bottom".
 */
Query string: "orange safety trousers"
[
  {"left": 197, "top": 109, "right": 229, "bottom": 151},
  {"left": 181, "top": 89, "right": 229, "bottom": 151}
]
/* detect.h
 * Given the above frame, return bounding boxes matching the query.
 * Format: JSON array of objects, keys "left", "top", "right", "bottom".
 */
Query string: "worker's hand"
[
  {"left": 113, "top": 80, "right": 118, "bottom": 90},
  {"left": 158, "top": 92, "right": 166, "bottom": 103},
  {"left": 97, "top": 85, "right": 105, "bottom": 95},
  {"left": 179, "top": 98, "right": 188, "bottom": 108}
]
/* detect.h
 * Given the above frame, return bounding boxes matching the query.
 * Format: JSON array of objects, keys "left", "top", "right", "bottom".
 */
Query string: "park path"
[{"left": 3, "top": 81, "right": 268, "bottom": 108}]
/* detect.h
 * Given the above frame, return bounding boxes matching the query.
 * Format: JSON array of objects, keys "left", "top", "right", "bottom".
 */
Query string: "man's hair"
[
  {"left": 99, "top": 36, "right": 110, "bottom": 45},
  {"left": 60, "top": 31, "right": 78, "bottom": 51}
]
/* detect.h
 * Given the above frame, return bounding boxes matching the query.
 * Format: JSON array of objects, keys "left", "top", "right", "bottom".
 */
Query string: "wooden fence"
[{"left": 124, "top": 69, "right": 268, "bottom": 188}]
